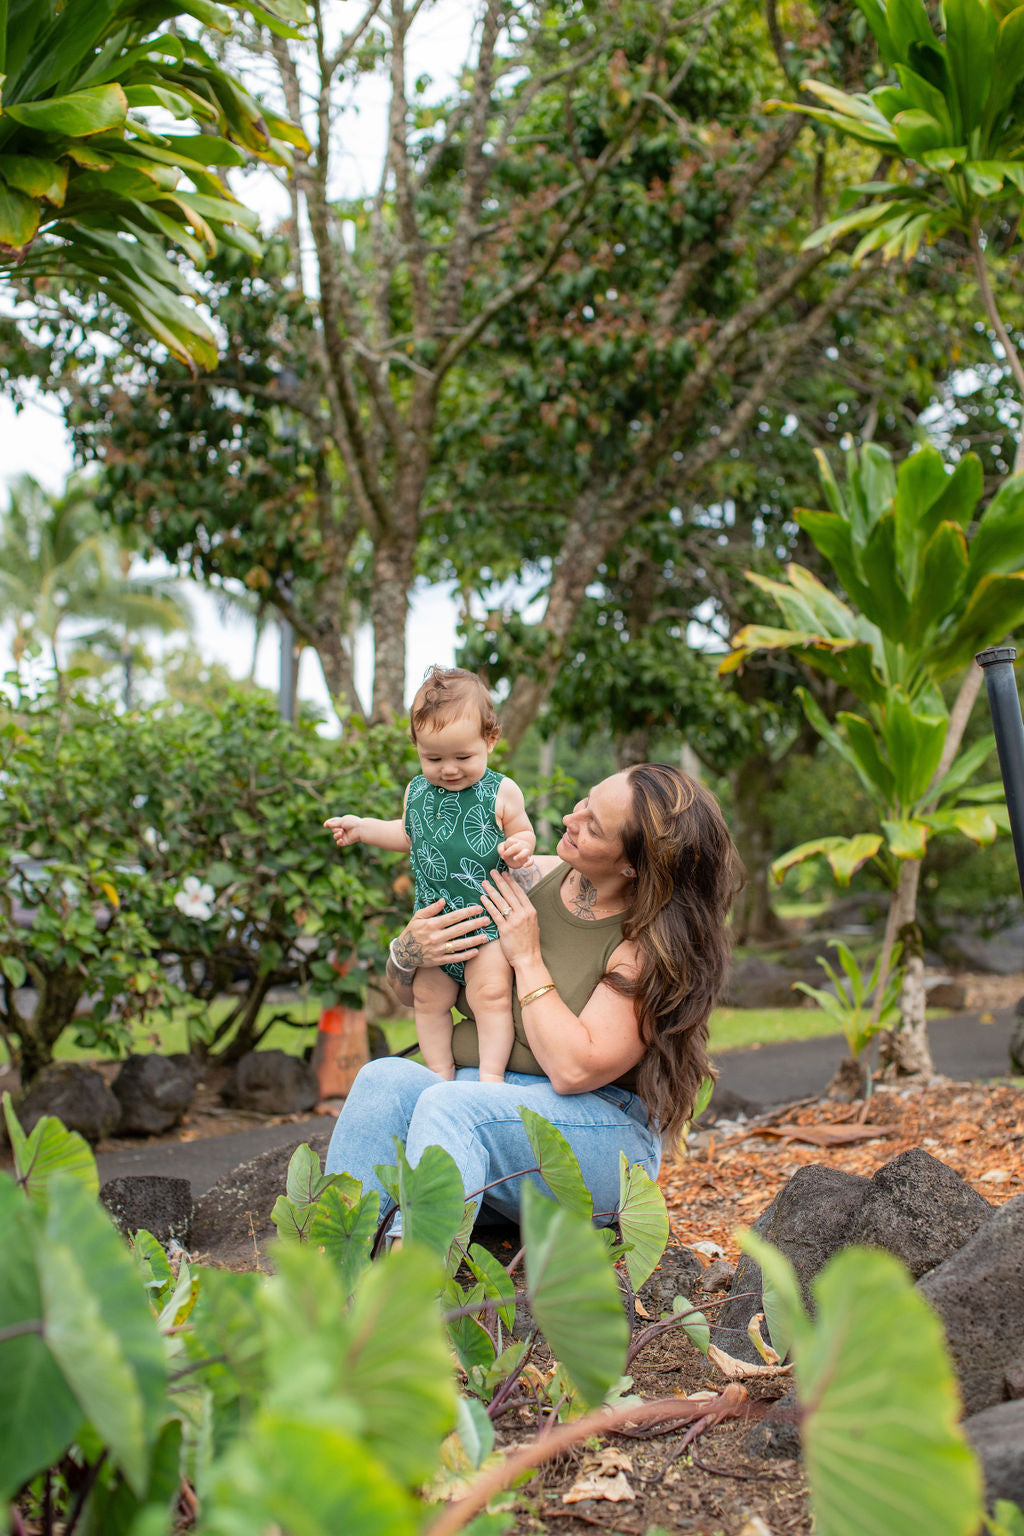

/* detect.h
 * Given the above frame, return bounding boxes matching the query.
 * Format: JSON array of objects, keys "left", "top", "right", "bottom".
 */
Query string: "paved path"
[{"left": 94, "top": 1009, "right": 1020, "bottom": 1197}]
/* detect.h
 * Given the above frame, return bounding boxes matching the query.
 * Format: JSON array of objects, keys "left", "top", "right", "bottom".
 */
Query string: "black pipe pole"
[{"left": 976, "top": 645, "right": 1024, "bottom": 902}]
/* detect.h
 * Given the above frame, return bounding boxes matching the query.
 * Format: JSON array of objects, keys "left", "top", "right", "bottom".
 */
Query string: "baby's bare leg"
[
  {"left": 412, "top": 967, "right": 461, "bottom": 1079},
  {"left": 464, "top": 941, "right": 515, "bottom": 1084}
]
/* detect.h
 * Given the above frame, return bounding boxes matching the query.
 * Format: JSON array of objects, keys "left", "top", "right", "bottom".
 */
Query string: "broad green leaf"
[
  {"left": 893, "top": 107, "right": 948, "bottom": 153},
  {"left": 0, "top": 179, "right": 40, "bottom": 251},
  {"left": 880, "top": 694, "right": 947, "bottom": 807},
  {"left": 988, "top": 1501, "right": 1024, "bottom": 1536},
  {"left": 795, "top": 509, "right": 877, "bottom": 614},
  {"left": 924, "top": 805, "right": 1003, "bottom": 843},
  {"left": 443, "top": 1278, "right": 496, "bottom": 1372},
  {"left": 929, "top": 732, "right": 998, "bottom": 805},
  {"left": 888, "top": 0, "right": 941, "bottom": 60},
  {"left": 881, "top": 817, "right": 930, "bottom": 858},
  {"left": 0, "top": 1178, "right": 83, "bottom": 1499},
  {"left": 693, "top": 1075, "right": 714, "bottom": 1119},
  {"left": 396, "top": 1141, "right": 466, "bottom": 1260},
  {"left": 38, "top": 1177, "right": 167, "bottom": 1495},
  {"left": 967, "top": 474, "right": 1024, "bottom": 583},
  {"left": 521, "top": 1182, "right": 628, "bottom": 1408},
  {"left": 337, "top": 1245, "right": 456, "bottom": 1487},
  {"left": 308, "top": 1186, "right": 378, "bottom": 1297},
  {"left": 859, "top": 512, "right": 909, "bottom": 634},
  {"left": 771, "top": 834, "right": 883, "bottom": 886},
  {"left": 205, "top": 1414, "right": 420, "bottom": 1536},
  {"left": 737, "top": 1229, "right": 806, "bottom": 1362},
  {"left": 466, "top": 1242, "right": 517, "bottom": 1330},
  {"left": 617, "top": 1152, "right": 669, "bottom": 1292},
  {"left": 800, "top": 1247, "right": 984, "bottom": 1536},
  {"left": 454, "top": 1395, "right": 495, "bottom": 1469},
  {"left": 190, "top": 1268, "right": 267, "bottom": 1402},
  {"left": 6, "top": 85, "right": 128, "bottom": 137},
  {"left": 0, "top": 954, "right": 26, "bottom": 987},
  {"left": 836, "top": 711, "right": 895, "bottom": 799},
  {"left": 934, "top": 572, "right": 1024, "bottom": 674},
  {"left": 284, "top": 1142, "right": 356, "bottom": 1208},
  {"left": 518, "top": 1106, "right": 593, "bottom": 1217},
  {"left": 906, "top": 521, "right": 969, "bottom": 647},
  {"left": 982, "top": 5, "right": 1024, "bottom": 135},
  {"left": 271, "top": 1194, "right": 316, "bottom": 1243},
  {"left": 3, "top": 1094, "right": 98, "bottom": 1210},
  {"left": 944, "top": 0, "right": 998, "bottom": 133},
  {"left": 0, "top": 154, "right": 67, "bottom": 203},
  {"left": 671, "top": 1294, "right": 710, "bottom": 1355}
]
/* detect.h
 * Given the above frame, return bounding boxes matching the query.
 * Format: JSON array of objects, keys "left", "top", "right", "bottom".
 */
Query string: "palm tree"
[{"left": 0, "top": 473, "right": 192, "bottom": 693}]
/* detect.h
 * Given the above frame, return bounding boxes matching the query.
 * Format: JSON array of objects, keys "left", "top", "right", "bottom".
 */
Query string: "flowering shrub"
[{"left": 0, "top": 686, "right": 415, "bottom": 1079}]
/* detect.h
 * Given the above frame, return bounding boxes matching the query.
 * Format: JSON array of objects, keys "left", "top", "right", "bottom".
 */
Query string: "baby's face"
[{"left": 414, "top": 714, "right": 496, "bottom": 792}]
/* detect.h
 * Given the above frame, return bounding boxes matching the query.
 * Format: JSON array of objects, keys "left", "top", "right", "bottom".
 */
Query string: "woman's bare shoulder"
[{"left": 605, "top": 937, "right": 641, "bottom": 980}]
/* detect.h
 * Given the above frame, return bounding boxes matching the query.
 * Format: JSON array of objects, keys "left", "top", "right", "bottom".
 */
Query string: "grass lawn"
[{"left": 3, "top": 997, "right": 843, "bottom": 1070}]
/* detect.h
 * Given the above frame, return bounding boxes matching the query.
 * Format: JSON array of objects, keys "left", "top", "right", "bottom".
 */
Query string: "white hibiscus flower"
[{"left": 173, "top": 876, "right": 215, "bottom": 921}]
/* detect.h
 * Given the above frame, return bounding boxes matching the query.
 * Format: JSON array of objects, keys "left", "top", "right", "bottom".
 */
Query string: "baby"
[{"left": 325, "top": 666, "right": 536, "bottom": 1083}]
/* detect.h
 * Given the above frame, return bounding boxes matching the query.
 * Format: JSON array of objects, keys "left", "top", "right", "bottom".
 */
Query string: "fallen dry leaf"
[
  {"left": 562, "top": 1447, "right": 635, "bottom": 1504},
  {"left": 707, "top": 1343, "right": 794, "bottom": 1381},
  {"left": 738, "top": 1518, "right": 776, "bottom": 1536},
  {"left": 752, "top": 1122, "right": 899, "bottom": 1147},
  {"left": 979, "top": 1167, "right": 1012, "bottom": 1184}
]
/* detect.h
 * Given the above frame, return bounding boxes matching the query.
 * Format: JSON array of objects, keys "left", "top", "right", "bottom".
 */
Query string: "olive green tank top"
[{"left": 451, "top": 862, "right": 639, "bottom": 1091}]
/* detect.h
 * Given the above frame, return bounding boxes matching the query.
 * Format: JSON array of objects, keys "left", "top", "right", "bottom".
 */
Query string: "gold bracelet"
[{"left": 520, "top": 983, "right": 556, "bottom": 1008}]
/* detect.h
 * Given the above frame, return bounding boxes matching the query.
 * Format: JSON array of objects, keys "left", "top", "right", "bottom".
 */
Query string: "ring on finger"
[
  {"left": 444, "top": 940, "right": 454, "bottom": 954},
  {"left": 501, "top": 905, "right": 511, "bottom": 917}
]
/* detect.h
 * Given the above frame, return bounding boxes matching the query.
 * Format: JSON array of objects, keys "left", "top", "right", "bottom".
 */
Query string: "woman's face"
[{"left": 557, "top": 772, "right": 632, "bottom": 880}]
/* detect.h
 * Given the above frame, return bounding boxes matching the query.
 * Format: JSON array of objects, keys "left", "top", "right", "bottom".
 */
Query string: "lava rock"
[
  {"left": 723, "top": 956, "right": 801, "bottom": 1009},
  {"left": 100, "top": 1175, "right": 192, "bottom": 1246},
  {"left": 943, "top": 925, "right": 1024, "bottom": 976},
  {"left": 711, "top": 1164, "right": 870, "bottom": 1363},
  {"left": 15, "top": 1062, "right": 120, "bottom": 1144},
  {"left": 112, "top": 1052, "right": 197, "bottom": 1135},
  {"left": 699, "top": 1258, "right": 736, "bottom": 1292},
  {"left": 635, "top": 1239, "right": 705, "bottom": 1317},
  {"left": 925, "top": 979, "right": 968, "bottom": 1011},
  {"left": 1010, "top": 1017, "right": 1024, "bottom": 1075},
  {"left": 222, "top": 1049, "right": 318, "bottom": 1115},
  {"left": 697, "top": 1088, "right": 762, "bottom": 1126},
  {"left": 918, "top": 1194, "right": 1024, "bottom": 1415},
  {"left": 964, "top": 1400, "right": 1024, "bottom": 1509},
  {"left": 744, "top": 1395, "right": 802, "bottom": 1461},
  {"left": 850, "top": 1147, "right": 993, "bottom": 1279}
]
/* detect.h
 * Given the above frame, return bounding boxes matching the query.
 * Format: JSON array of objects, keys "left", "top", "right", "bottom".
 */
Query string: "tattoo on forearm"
[
  {"left": 569, "top": 874, "right": 598, "bottom": 919},
  {"left": 393, "top": 934, "right": 424, "bottom": 969}
]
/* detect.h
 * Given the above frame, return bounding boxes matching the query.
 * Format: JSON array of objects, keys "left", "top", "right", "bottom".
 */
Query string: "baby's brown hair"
[{"left": 409, "top": 666, "right": 500, "bottom": 744}]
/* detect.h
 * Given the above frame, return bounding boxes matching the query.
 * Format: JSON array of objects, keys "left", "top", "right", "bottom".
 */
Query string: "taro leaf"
[
  {"left": 988, "top": 1502, "right": 1024, "bottom": 1536},
  {"left": 483, "top": 1337, "right": 530, "bottom": 1392},
  {"left": 444, "top": 1277, "right": 496, "bottom": 1373},
  {"left": 455, "top": 1394, "right": 496, "bottom": 1469},
  {"left": 672, "top": 1294, "right": 710, "bottom": 1355},
  {"left": 799, "top": 1246, "right": 984, "bottom": 1536},
  {"left": 0, "top": 1178, "right": 82, "bottom": 1499},
  {"left": 271, "top": 1194, "right": 315, "bottom": 1243},
  {"left": 692, "top": 1075, "right": 714, "bottom": 1119},
  {"left": 617, "top": 1152, "right": 669, "bottom": 1292},
  {"left": 395, "top": 1141, "right": 466, "bottom": 1260},
  {"left": 77, "top": 1417, "right": 184, "bottom": 1536},
  {"left": 521, "top": 1182, "right": 628, "bottom": 1409},
  {"left": 518, "top": 1106, "right": 593, "bottom": 1217},
  {"left": 738, "top": 1229, "right": 806, "bottom": 1363},
  {"left": 38, "top": 1177, "right": 167, "bottom": 1496},
  {"left": 466, "top": 1242, "right": 517, "bottom": 1330},
  {"left": 285, "top": 1142, "right": 332, "bottom": 1206},
  {"left": 338, "top": 1246, "right": 456, "bottom": 1487},
  {"left": 205, "top": 1415, "right": 420, "bottom": 1536},
  {"left": 309, "top": 1186, "right": 379, "bottom": 1297},
  {"left": 3, "top": 1092, "right": 98, "bottom": 1210},
  {"left": 190, "top": 1268, "right": 267, "bottom": 1406},
  {"left": 132, "top": 1229, "right": 174, "bottom": 1299}
]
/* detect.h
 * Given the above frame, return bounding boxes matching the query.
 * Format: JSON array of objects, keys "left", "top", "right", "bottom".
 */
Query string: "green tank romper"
[{"left": 405, "top": 766, "right": 508, "bottom": 982}]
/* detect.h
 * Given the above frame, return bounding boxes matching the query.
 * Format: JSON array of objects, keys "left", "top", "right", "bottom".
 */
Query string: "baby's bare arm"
[
  {"left": 324, "top": 814, "right": 411, "bottom": 852},
  {"left": 495, "top": 778, "right": 537, "bottom": 867}
]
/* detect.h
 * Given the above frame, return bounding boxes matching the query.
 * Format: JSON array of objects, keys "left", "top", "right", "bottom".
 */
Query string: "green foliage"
[
  {"left": 743, "top": 1231, "right": 985, "bottom": 1536},
  {"left": 781, "top": 0, "right": 1024, "bottom": 261},
  {"left": 726, "top": 443, "right": 1017, "bottom": 887},
  {"left": 0, "top": 685, "right": 415, "bottom": 1076},
  {"left": 792, "top": 939, "right": 903, "bottom": 1058},
  {"left": 0, "top": 0, "right": 307, "bottom": 364}
]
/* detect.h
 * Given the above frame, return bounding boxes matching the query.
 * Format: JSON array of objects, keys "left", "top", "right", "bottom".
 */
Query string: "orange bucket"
[{"left": 312, "top": 957, "right": 369, "bottom": 1098}]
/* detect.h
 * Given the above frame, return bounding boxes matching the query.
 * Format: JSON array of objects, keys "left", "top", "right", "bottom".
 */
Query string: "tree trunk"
[
  {"left": 370, "top": 532, "right": 417, "bottom": 719},
  {"left": 730, "top": 751, "right": 785, "bottom": 944},
  {"left": 616, "top": 729, "right": 651, "bottom": 768},
  {"left": 874, "top": 861, "right": 936, "bottom": 1077}
]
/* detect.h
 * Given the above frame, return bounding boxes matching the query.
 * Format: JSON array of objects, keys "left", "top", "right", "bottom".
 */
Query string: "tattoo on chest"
[
  {"left": 507, "top": 862, "right": 541, "bottom": 892},
  {"left": 570, "top": 875, "right": 598, "bottom": 919}
]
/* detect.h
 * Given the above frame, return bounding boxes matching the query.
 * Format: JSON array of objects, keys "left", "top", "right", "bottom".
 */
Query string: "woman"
[{"left": 324, "top": 764, "right": 741, "bottom": 1230}]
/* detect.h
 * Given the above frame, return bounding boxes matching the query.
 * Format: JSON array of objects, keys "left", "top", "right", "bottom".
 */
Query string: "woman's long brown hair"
[{"left": 611, "top": 764, "right": 743, "bottom": 1144}]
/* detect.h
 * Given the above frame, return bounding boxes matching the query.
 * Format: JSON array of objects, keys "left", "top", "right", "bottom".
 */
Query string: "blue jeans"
[{"left": 323, "top": 1057, "right": 662, "bottom": 1234}]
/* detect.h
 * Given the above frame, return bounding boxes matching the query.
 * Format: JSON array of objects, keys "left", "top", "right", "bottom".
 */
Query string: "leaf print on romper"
[
  {"left": 407, "top": 777, "right": 429, "bottom": 805},
  {"left": 407, "top": 807, "right": 424, "bottom": 845},
  {"left": 417, "top": 842, "right": 449, "bottom": 884},
  {"left": 432, "top": 791, "right": 461, "bottom": 844},
  {"left": 464, "top": 801, "right": 499, "bottom": 858},
  {"left": 456, "top": 857, "right": 487, "bottom": 885}
]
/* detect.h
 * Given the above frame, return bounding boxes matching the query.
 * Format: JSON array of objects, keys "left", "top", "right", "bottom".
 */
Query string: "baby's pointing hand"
[{"left": 324, "top": 815, "right": 362, "bottom": 848}]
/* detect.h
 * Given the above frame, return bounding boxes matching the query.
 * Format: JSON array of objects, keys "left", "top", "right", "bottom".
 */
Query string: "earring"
[{"left": 623, "top": 867, "right": 635, "bottom": 878}]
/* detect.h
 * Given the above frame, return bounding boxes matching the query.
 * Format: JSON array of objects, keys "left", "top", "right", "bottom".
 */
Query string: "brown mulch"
[{"left": 664, "top": 1078, "right": 1024, "bottom": 1263}]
